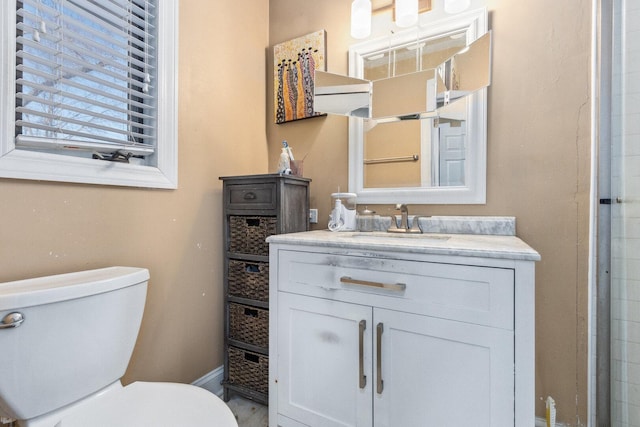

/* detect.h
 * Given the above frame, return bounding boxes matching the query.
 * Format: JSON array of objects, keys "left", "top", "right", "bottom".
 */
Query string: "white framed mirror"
[{"left": 348, "top": 8, "right": 489, "bottom": 204}]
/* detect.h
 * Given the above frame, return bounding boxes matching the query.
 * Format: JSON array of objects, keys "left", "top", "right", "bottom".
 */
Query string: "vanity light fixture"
[
  {"left": 394, "top": 0, "right": 418, "bottom": 28},
  {"left": 351, "top": 0, "right": 432, "bottom": 39},
  {"left": 444, "top": 0, "right": 471, "bottom": 14},
  {"left": 351, "top": 0, "right": 372, "bottom": 39}
]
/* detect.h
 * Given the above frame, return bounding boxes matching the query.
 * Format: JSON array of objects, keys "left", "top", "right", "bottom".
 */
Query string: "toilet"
[{"left": 0, "top": 267, "right": 238, "bottom": 427}]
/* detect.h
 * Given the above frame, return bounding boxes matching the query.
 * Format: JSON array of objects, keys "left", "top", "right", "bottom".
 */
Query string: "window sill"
[{"left": 0, "top": 148, "right": 177, "bottom": 189}]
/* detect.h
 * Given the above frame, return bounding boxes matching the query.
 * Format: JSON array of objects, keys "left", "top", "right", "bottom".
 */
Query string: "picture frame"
[{"left": 273, "top": 30, "right": 327, "bottom": 124}]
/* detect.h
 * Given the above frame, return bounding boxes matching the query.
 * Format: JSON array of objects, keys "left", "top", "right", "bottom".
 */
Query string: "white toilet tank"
[{"left": 0, "top": 267, "right": 150, "bottom": 421}]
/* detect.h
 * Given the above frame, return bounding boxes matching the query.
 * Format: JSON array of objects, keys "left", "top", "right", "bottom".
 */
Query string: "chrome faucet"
[
  {"left": 388, "top": 204, "right": 422, "bottom": 233},
  {"left": 396, "top": 204, "right": 409, "bottom": 231}
]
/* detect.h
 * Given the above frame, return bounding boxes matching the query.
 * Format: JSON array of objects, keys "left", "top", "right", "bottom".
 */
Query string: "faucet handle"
[
  {"left": 387, "top": 215, "right": 400, "bottom": 231},
  {"left": 410, "top": 216, "right": 423, "bottom": 233}
]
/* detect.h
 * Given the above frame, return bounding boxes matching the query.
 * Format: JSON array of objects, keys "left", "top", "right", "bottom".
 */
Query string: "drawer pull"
[
  {"left": 244, "top": 352, "right": 260, "bottom": 363},
  {"left": 359, "top": 320, "right": 367, "bottom": 389},
  {"left": 246, "top": 218, "right": 260, "bottom": 227},
  {"left": 243, "top": 192, "right": 257, "bottom": 200},
  {"left": 376, "top": 322, "right": 384, "bottom": 394},
  {"left": 244, "top": 307, "right": 259, "bottom": 317},
  {"left": 340, "top": 276, "right": 406, "bottom": 292},
  {"left": 244, "top": 263, "right": 261, "bottom": 273},
  {"left": 1, "top": 312, "right": 25, "bottom": 329}
]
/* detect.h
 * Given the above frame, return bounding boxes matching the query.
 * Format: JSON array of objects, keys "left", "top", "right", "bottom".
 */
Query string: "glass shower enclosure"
[{"left": 599, "top": 0, "right": 640, "bottom": 425}]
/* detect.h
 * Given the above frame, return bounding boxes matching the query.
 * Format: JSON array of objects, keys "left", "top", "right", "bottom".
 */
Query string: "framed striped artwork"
[{"left": 273, "top": 30, "right": 326, "bottom": 124}]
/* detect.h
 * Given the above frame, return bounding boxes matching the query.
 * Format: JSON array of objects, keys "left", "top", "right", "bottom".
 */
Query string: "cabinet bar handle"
[
  {"left": 340, "top": 276, "right": 406, "bottom": 292},
  {"left": 376, "top": 322, "right": 384, "bottom": 394},
  {"left": 359, "top": 320, "right": 367, "bottom": 389}
]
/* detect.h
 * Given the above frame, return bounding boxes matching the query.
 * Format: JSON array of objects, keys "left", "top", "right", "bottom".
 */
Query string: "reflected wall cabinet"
[{"left": 220, "top": 174, "right": 310, "bottom": 404}]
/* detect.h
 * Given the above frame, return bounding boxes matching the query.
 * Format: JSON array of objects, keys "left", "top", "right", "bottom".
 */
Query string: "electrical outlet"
[{"left": 309, "top": 208, "right": 318, "bottom": 224}]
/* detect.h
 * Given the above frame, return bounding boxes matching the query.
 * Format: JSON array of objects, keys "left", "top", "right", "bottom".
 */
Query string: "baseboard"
[
  {"left": 192, "top": 365, "right": 224, "bottom": 397},
  {"left": 195, "top": 369, "right": 568, "bottom": 425}
]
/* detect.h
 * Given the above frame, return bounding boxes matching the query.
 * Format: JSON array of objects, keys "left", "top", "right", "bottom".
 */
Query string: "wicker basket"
[
  {"left": 229, "top": 216, "right": 277, "bottom": 256},
  {"left": 229, "top": 303, "right": 269, "bottom": 348},
  {"left": 228, "top": 260, "right": 269, "bottom": 302},
  {"left": 227, "top": 346, "right": 268, "bottom": 395}
]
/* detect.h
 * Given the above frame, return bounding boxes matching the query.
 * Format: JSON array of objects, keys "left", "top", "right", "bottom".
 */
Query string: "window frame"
[{"left": 0, "top": 0, "right": 178, "bottom": 189}]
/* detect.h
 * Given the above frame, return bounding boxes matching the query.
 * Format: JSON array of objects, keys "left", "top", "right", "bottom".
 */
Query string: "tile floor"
[{"left": 225, "top": 395, "right": 268, "bottom": 427}]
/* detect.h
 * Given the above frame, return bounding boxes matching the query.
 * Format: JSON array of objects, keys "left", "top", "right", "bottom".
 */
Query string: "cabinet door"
[
  {"left": 277, "top": 292, "right": 373, "bottom": 427},
  {"left": 373, "top": 309, "right": 514, "bottom": 427}
]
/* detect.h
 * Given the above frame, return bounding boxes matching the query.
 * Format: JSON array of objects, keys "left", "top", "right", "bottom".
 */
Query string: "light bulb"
[
  {"left": 395, "top": 0, "right": 418, "bottom": 28},
  {"left": 444, "top": 0, "right": 471, "bottom": 14},
  {"left": 351, "top": 0, "right": 372, "bottom": 39}
]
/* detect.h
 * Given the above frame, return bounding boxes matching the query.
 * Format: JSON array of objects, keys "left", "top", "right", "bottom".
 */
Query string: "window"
[{"left": 0, "top": 0, "right": 178, "bottom": 188}]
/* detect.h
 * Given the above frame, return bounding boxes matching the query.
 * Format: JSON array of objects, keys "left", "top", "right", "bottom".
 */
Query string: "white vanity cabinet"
[{"left": 268, "top": 231, "right": 539, "bottom": 427}]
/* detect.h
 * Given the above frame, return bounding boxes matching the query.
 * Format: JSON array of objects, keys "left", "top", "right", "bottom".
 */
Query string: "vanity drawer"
[
  {"left": 227, "top": 346, "right": 268, "bottom": 395},
  {"left": 225, "top": 182, "right": 276, "bottom": 210},
  {"left": 229, "top": 302, "right": 269, "bottom": 348},
  {"left": 276, "top": 250, "right": 515, "bottom": 330},
  {"left": 228, "top": 259, "right": 269, "bottom": 302}
]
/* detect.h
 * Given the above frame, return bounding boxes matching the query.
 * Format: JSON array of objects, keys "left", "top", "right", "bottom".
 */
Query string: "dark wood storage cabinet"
[{"left": 219, "top": 174, "right": 310, "bottom": 404}]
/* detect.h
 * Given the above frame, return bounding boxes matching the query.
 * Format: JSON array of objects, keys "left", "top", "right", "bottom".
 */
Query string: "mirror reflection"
[
  {"left": 435, "top": 31, "right": 491, "bottom": 109},
  {"left": 363, "top": 98, "right": 470, "bottom": 189},
  {"left": 314, "top": 72, "right": 371, "bottom": 118},
  {"left": 346, "top": 9, "right": 490, "bottom": 204},
  {"left": 313, "top": 32, "right": 491, "bottom": 121}
]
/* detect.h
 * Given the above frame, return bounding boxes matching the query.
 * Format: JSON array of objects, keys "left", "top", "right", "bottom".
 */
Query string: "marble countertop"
[
  {"left": 361, "top": 215, "right": 517, "bottom": 236},
  {"left": 267, "top": 230, "right": 540, "bottom": 261}
]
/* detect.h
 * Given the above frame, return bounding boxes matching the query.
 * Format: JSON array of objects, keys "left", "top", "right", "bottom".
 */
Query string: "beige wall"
[
  {"left": 268, "top": 0, "right": 592, "bottom": 424},
  {"left": 0, "top": 0, "right": 269, "bottom": 385},
  {"left": 0, "top": 0, "right": 591, "bottom": 424}
]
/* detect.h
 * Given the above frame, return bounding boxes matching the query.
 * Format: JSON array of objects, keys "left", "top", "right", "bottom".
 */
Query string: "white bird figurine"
[{"left": 277, "top": 146, "right": 291, "bottom": 174}]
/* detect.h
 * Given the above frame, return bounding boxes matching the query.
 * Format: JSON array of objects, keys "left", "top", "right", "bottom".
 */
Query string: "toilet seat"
[{"left": 25, "top": 382, "right": 238, "bottom": 427}]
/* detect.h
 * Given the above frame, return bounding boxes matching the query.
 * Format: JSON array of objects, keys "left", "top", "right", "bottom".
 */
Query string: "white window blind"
[{"left": 15, "top": 0, "right": 157, "bottom": 158}]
